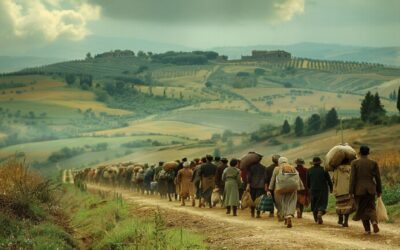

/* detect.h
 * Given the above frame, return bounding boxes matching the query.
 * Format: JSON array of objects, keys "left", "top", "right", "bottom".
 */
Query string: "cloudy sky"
[{"left": 0, "top": 0, "right": 399, "bottom": 56}]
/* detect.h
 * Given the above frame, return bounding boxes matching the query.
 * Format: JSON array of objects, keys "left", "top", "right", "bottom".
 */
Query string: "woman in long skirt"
[{"left": 222, "top": 159, "right": 242, "bottom": 216}]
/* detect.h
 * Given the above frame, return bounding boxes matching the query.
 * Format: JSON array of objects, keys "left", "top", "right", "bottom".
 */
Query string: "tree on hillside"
[
  {"left": 294, "top": 116, "right": 304, "bottom": 137},
  {"left": 86, "top": 52, "right": 92, "bottom": 60},
  {"left": 205, "top": 81, "right": 212, "bottom": 88},
  {"left": 65, "top": 74, "right": 76, "bottom": 85},
  {"left": 307, "top": 114, "right": 321, "bottom": 134},
  {"left": 397, "top": 86, "right": 400, "bottom": 113},
  {"left": 281, "top": 120, "right": 291, "bottom": 134},
  {"left": 360, "top": 91, "right": 386, "bottom": 123},
  {"left": 360, "top": 91, "right": 374, "bottom": 122},
  {"left": 325, "top": 108, "right": 339, "bottom": 129}
]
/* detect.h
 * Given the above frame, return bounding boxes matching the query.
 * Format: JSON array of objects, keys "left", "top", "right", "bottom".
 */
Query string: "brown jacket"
[{"left": 349, "top": 157, "right": 382, "bottom": 196}]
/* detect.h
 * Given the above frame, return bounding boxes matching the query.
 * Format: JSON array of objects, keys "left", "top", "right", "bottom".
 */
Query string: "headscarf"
[{"left": 278, "top": 157, "right": 289, "bottom": 165}]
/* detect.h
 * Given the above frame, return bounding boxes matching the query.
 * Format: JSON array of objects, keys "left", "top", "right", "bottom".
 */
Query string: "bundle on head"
[
  {"left": 133, "top": 165, "right": 144, "bottom": 173},
  {"left": 325, "top": 144, "right": 357, "bottom": 171},
  {"left": 163, "top": 161, "right": 178, "bottom": 171},
  {"left": 240, "top": 152, "right": 263, "bottom": 170}
]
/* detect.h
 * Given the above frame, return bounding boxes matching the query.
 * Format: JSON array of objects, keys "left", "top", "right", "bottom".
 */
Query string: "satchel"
[
  {"left": 275, "top": 170, "right": 299, "bottom": 194},
  {"left": 241, "top": 190, "right": 254, "bottom": 209},
  {"left": 255, "top": 194, "right": 274, "bottom": 212}
]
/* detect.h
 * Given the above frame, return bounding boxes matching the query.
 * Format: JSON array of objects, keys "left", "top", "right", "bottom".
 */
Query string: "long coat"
[
  {"left": 222, "top": 166, "right": 242, "bottom": 207},
  {"left": 307, "top": 164, "right": 333, "bottom": 213},
  {"left": 176, "top": 168, "right": 194, "bottom": 198}
]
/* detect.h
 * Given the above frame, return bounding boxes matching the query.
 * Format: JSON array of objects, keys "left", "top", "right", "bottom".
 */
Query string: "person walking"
[
  {"left": 265, "top": 154, "right": 280, "bottom": 217},
  {"left": 307, "top": 157, "right": 333, "bottom": 224},
  {"left": 246, "top": 157, "right": 267, "bottom": 218},
  {"left": 295, "top": 158, "right": 308, "bottom": 219},
  {"left": 269, "top": 157, "right": 303, "bottom": 228},
  {"left": 222, "top": 158, "right": 242, "bottom": 216},
  {"left": 176, "top": 161, "right": 195, "bottom": 206},
  {"left": 198, "top": 155, "right": 218, "bottom": 208},
  {"left": 349, "top": 145, "right": 382, "bottom": 234},
  {"left": 215, "top": 157, "right": 229, "bottom": 200},
  {"left": 332, "top": 157, "right": 354, "bottom": 227}
]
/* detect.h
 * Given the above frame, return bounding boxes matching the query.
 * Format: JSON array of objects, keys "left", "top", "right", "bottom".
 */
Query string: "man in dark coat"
[
  {"left": 350, "top": 145, "right": 382, "bottom": 234},
  {"left": 246, "top": 158, "right": 268, "bottom": 218},
  {"left": 307, "top": 157, "right": 333, "bottom": 224},
  {"left": 198, "top": 155, "right": 217, "bottom": 208},
  {"left": 215, "top": 157, "right": 228, "bottom": 197},
  {"left": 265, "top": 154, "right": 280, "bottom": 217}
]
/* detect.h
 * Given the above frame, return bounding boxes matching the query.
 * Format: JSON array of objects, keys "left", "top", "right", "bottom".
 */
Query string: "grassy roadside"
[{"left": 61, "top": 185, "right": 207, "bottom": 249}]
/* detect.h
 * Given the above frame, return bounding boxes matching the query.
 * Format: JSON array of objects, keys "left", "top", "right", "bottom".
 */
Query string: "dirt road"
[{"left": 86, "top": 183, "right": 400, "bottom": 250}]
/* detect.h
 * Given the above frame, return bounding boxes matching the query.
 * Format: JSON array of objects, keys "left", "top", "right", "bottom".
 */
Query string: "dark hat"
[
  {"left": 159, "top": 161, "right": 164, "bottom": 166},
  {"left": 230, "top": 158, "right": 238, "bottom": 167},
  {"left": 214, "top": 156, "right": 221, "bottom": 161},
  {"left": 295, "top": 158, "right": 305, "bottom": 165},
  {"left": 360, "top": 145, "right": 370, "bottom": 155},
  {"left": 182, "top": 157, "right": 187, "bottom": 162},
  {"left": 312, "top": 157, "right": 322, "bottom": 165},
  {"left": 206, "top": 154, "right": 213, "bottom": 162},
  {"left": 221, "top": 157, "right": 228, "bottom": 164}
]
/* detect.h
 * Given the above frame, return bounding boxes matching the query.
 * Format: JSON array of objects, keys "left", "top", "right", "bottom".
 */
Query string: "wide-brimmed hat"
[
  {"left": 295, "top": 158, "right": 305, "bottom": 165},
  {"left": 311, "top": 157, "right": 322, "bottom": 165}
]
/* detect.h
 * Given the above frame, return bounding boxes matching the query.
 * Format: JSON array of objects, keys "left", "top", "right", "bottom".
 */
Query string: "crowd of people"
[{"left": 77, "top": 145, "right": 382, "bottom": 234}]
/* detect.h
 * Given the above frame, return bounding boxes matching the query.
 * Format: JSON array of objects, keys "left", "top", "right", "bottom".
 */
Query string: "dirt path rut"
[{"left": 86, "top": 184, "right": 400, "bottom": 250}]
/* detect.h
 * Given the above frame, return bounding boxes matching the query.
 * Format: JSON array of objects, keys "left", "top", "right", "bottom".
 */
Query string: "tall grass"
[{"left": 372, "top": 150, "right": 400, "bottom": 186}]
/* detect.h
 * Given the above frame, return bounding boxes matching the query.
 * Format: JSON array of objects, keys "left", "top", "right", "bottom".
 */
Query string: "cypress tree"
[
  {"left": 397, "top": 86, "right": 400, "bottom": 113},
  {"left": 281, "top": 120, "right": 291, "bottom": 134},
  {"left": 325, "top": 108, "right": 339, "bottom": 129},
  {"left": 294, "top": 116, "right": 304, "bottom": 137},
  {"left": 360, "top": 91, "right": 373, "bottom": 122},
  {"left": 372, "top": 92, "right": 385, "bottom": 114},
  {"left": 307, "top": 114, "right": 321, "bottom": 134}
]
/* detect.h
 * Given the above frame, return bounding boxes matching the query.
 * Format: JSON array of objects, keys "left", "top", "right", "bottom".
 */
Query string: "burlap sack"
[
  {"left": 241, "top": 190, "right": 254, "bottom": 209},
  {"left": 376, "top": 197, "right": 389, "bottom": 222},
  {"left": 326, "top": 144, "right": 357, "bottom": 171},
  {"left": 211, "top": 188, "right": 221, "bottom": 206},
  {"left": 163, "top": 161, "right": 178, "bottom": 171},
  {"left": 240, "top": 152, "right": 263, "bottom": 170}
]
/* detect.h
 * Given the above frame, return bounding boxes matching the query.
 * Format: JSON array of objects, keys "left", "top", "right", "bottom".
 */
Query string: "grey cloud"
[{"left": 90, "top": 0, "right": 304, "bottom": 24}]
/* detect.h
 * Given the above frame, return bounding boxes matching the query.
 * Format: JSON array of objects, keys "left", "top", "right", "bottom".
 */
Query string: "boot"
[
  {"left": 226, "top": 206, "right": 231, "bottom": 214},
  {"left": 313, "top": 211, "right": 318, "bottom": 223},
  {"left": 296, "top": 208, "right": 302, "bottom": 219},
  {"left": 251, "top": 207, "right": 255, "bottom": 218},
  {"left": 362, "top": 220, "right": 371, "bottom": 234},
  {"left": 256, "top": 210, "right": 261, "bottom": 218},
  {"left": 317, "top": 211, "right": 323, "bottom": 224},
  {"left": 269, "top": 212, "right": 274, "bottom": 218},
  {"left": 342, "top": 214, "right": 349, "bottom": 227},
  {"left": 181, "top": 200, "right": 185, "bottom": 206},
  {"left": 192, "top": 199, "right": 196, "bottom": 207},
  {"left": 233, "top": 206, "right": 237, "bottom": 216},
  {"left": 287, "top": 217, "right": 292, "bottom": 228},
  {"left": 338, "top": 214, "right": 344, "bottom": 225},
  {"left": 372, "top": 222, "right": 379, "bottom": 233}
]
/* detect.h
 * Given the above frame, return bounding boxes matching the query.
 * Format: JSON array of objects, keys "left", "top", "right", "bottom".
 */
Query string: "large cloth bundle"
[
  {"left": 133, "top": 165, "right": 143, "bottom": 173},
  {"left": 211, "top": 188, "right": 221, "bottom": 206},
  {"left": 241, "top": 190, "right": 254, "bottom": 209},
  {"left": 275, "top": 169, "right": 299, "bottom": 194},
  {"left": 163, "top": 161, "right": 178, "bottom": 171},
  {"left": 376, "top": 197, "right": 389, "bottom": 222},
  {"left": 240, "top": 152, "right": 263, "bottom": 170},
  {"left": 255, "top": 194, "right": 274, "bottom": 212},
  {"left": 326, "top": 144, "right": 357, "bottom": 171}
]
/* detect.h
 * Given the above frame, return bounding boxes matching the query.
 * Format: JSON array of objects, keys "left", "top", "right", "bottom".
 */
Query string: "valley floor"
[{"left": 87, "top": 184, "right": 400, "bottom": 250}]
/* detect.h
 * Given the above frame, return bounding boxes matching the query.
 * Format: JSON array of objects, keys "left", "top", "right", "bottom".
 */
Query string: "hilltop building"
[{"left": 241, "top": 50, "right": 291, "bottom": 61}]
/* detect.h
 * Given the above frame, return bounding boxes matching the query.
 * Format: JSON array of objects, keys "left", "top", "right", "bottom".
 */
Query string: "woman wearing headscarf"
[
  {"left": 269, "top": 157, "right": 303, "bottom": 228},
  {"left": 222, "top": 158, "right": 242, "bottom": 216},
  {"left": 176, "top": 161, "right": 195, "bottom": 206}
]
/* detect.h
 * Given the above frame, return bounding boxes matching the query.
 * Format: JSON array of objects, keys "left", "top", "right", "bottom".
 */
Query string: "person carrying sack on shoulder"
[{"left": 349, "top": 145, "right": 382, "bottom": 234}]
